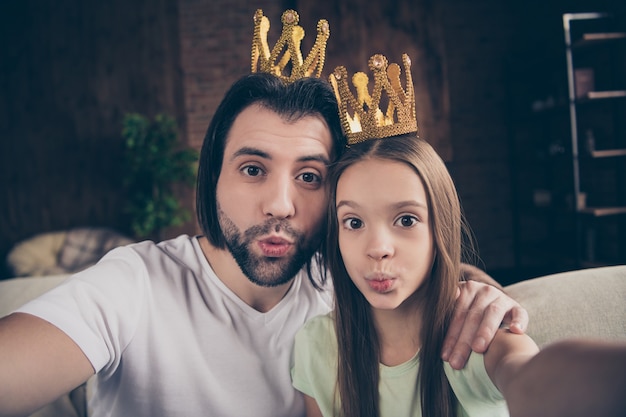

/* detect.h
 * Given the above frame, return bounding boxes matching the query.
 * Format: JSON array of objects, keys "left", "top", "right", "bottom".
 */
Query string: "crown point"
[
  {"left": 282, "top": 10, "right": 298, "bottom": 25},
  {"left": 320, "top": 20, "right": 330, "bottom": 35},
  {"left": 370, "top": 54, "right": 387, "bottom": 70},
  {"left": 252, "top": 9, "right": 329, "bottom": 83}
]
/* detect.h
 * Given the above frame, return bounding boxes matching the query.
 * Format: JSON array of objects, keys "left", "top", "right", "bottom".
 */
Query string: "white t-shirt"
[{"left": 17, "top": 235, "right": 333, "bottom": 417}]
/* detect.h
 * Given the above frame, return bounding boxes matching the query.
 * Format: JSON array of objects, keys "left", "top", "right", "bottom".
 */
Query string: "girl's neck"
[{"left": 372, "top": 296, "right": 424, "bottom": 367}]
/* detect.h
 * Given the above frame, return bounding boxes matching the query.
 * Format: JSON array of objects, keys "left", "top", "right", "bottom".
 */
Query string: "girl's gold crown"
[
  {"left": 329, "top": 53, "right": 418, "bottom": 145},
  {"left": 251, "top": 9, "right": 330, "bottom": 83}
]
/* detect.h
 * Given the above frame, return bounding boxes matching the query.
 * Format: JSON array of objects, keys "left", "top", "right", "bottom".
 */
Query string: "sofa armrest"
[
  {"left": 0, "top": 274, "right": 86, "bottom": 417},
  {"left": 0, "top": 275, "right": 71, "bottom": 318}
]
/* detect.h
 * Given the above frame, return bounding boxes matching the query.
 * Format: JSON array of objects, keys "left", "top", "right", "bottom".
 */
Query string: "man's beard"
[{"left": 218, "top": 209, "right": 320, "bottom": 287}]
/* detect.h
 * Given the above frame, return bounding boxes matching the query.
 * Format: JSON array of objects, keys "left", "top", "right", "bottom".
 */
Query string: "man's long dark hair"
[{"left": 196, "top": 72, "right": 345, "bottom": 287}]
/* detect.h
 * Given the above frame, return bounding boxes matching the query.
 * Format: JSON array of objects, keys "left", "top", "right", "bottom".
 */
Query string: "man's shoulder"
[
  {"left": 123, "top": 234, "right": 200, "bottom": 266},
  {"left": 299, "top": 255, "right": 334, "bottom": 291},
  {"left": 293, "top": 267, "right": 334, "bottom": 315}
]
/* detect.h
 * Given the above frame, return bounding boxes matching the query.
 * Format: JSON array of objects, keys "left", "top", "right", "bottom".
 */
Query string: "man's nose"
[{"left": 262, "top": 176, "right": 296, "bottom": 219}]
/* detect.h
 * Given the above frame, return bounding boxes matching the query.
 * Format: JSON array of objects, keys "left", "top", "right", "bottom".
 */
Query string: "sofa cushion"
[
  {"left": 57, "top": 228, "right": 133, "bottom": 272},
  {"left": 6, "top": 231, "right": 68, "bottom": 277},
  {"left": 6, "top": 228, "right": 133, "bottom": 278},
  {"left": 505, "top": 265, "right": 626, "bottom": 347}
]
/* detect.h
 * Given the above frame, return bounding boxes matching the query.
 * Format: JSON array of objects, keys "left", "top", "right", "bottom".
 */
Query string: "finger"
[
  {"left": 448, "top": 308, "right": 490, "bottom": 369},
  {"left": 469, "top": 302, "right": 507, "bottom": 352},
  {"left": 503, "top": 304, "right": 529, "bottom": 334},
  {"left": 447, "top": 282, "right": 505, "bottom": 368},
  {"left": 441, "top": 284, "right": 470, "bottom": 361}
]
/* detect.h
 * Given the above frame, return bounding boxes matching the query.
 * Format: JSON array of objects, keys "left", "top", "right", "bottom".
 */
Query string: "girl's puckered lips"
[{"left": 365, "top": 273, "right": 397, "bottom": 293}]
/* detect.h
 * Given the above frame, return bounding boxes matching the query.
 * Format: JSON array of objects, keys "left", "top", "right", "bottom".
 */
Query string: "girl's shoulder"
[
  {"left": 293, "top": 313, "right": 338, "bottom": 374},
  {"left": 299, "top": 312, "right": 334, "bottom": 336},
  {"left": 295, "top": 313, "right": 336, "bottom": 351},
  {"left": 444, "top": 351, "right": 507, "bottom": 413}
]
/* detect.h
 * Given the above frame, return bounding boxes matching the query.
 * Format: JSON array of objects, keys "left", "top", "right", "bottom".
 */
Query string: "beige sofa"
[{"left": 1, "top": 265, "right": 625, "bottom": 417}]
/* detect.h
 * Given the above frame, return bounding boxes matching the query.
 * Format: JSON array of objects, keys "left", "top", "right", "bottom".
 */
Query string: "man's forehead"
[{"left": 224, "top": 106, "right": 334, "bottom": 160}]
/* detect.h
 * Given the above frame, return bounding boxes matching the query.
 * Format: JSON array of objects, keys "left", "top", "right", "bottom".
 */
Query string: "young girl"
[
  {"left": 291, "top": 53, "right": 626, "bottom": 417},
  {"left": 292, "top": 132, "right": 538, "bottom": 417}
]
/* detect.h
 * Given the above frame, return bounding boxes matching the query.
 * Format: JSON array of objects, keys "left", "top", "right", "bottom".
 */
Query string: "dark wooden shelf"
[
  {"left": 579, "top": 90, "right": 626, "bottom": 100},
  {"left": 589, "top": 149, "right": 626, "bottom": 158},
  {"left": 573, "top": 32, "right": 626, "bottom": 47},
  {"left": 578, "top": 206, "right": 626, "bottom": 216}
]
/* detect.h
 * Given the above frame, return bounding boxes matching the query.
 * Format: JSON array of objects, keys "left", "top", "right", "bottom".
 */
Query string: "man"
[{"left": 0, "top": 72, "right": 526, "bottom": 417}]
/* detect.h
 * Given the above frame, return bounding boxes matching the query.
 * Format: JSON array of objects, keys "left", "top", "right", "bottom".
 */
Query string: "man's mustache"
[{"left": 243, "top": 218, "right": 301, "bottom": 241}]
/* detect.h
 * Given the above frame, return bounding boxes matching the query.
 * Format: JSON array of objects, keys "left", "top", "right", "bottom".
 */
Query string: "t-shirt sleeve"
[
  {"left": 291, "top": 314, "right": 337, "bottom": 411},
  {"left": 15, "top": 246, "right": 148, "bottom": 375},
  {"left": 444, "top": 351, "right": 507, "bottom": 416}
]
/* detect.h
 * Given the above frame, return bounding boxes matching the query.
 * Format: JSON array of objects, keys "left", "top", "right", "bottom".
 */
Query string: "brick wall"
[
  {"left": 442, "top": 1, "right": 519, "bottom": 269},
  {"left": 178, "top": 1, "right": 284, "bottom": 148},
  {"left": 177, "top": 0, "right": 521, "bottom": 271},
  {"left": 3, "top": 0, "right": 622, "bottom": 279}
]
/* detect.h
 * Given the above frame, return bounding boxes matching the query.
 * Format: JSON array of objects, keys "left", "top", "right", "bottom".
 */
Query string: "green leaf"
[{"left": 121, "top": 112, "right": 199, "bottom": 239}]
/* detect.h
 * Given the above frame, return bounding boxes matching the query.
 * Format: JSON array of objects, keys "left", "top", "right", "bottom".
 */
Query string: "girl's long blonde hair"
[{"left": 324, "top": 134, "right": 469, "bottom": 417}]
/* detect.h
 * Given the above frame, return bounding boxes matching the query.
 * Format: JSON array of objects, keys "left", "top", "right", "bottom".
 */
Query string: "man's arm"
[
  {"left": 459, "top": 262, "right": 503, "bottom": 290},
  {"left": 441, "top": 263, "right": 528, "bottom": 370},
  {"left": 0, "top": 312, "right": 94, "bottom": 416}
]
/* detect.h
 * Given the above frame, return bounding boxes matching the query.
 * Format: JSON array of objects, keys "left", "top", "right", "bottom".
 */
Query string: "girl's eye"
[
  {"left": 395, "top": 215, "right": 418, "bottom": 228},
  {"left": 242, "top": 165, "right": 263, "bottom": 177},
  {"left": 342, "top": 217, "right": 363, "bottom": 230},
  {"left": 297, "top": 172, "right": 321, "bottom": 184}
]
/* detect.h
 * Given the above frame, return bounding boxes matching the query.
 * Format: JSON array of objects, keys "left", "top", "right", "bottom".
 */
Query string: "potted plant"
[{"left": 121, "top": 113, "right": 198, "bottom": 240}]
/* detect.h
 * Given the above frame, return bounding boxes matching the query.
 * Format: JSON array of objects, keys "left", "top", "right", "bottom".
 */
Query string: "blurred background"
[{"left": 1, "top": 0, "right": 625, "bottom": 284}]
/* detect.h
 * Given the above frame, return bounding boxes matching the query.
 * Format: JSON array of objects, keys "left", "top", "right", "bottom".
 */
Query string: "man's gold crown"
[
  {"left": 251, "top": 9, "right": 330, "bottom": 83},
  {"left": 329, "top": 53, "right": 417, "bottom": 145}
]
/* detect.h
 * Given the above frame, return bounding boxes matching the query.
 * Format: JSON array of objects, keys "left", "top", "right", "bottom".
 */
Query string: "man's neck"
[{"left": 197, "top": 236, "right": 294, "bottom": 313}]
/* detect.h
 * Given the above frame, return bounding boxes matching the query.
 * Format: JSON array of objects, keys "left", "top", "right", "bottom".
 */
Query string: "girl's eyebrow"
[
  {"left": 391, "top": 200, "right": 428, "bottom": 210},
  {"left": 336, "top": 200, "right": 428, "bottom": 210},
  {"left": 336, "top": 200, "right": 358, "bottom": 210}
]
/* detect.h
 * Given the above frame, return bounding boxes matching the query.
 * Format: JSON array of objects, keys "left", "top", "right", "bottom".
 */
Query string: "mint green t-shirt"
[{"left": 291, "top": 314, "right": 508, "bottom": 417}]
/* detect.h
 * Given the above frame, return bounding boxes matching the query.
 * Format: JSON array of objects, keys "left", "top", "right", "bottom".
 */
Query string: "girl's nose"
[{"left": 366, "top": 229, "right": 394, "bottom": 260}]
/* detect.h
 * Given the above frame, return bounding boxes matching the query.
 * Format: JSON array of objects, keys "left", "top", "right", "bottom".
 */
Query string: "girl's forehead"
[{"left": 336, "top": 158, "right": 427, "bottom": 202}]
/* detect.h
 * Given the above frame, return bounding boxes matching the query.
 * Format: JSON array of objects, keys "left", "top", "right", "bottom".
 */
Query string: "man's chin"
[
  {"left": 240, "top": 252, "right": 311, "bottom": 288},
  {"left": 244, "top": 260, "right": 297, "bottom": 287}
]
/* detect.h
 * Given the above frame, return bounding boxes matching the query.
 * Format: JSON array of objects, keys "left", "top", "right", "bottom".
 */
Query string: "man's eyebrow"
[
  {"left": 231, "top": 147, "right": 269, "bottom": 161},
  {"left": 231, "top": 147, "right": 330, "bottom": 166},
  {"left": 299, "top": 154, "right": 331, "bottom": 166}
]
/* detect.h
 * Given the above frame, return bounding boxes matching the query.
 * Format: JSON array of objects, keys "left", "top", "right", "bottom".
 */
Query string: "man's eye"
[
  {"left": 297, "top": 172, "right": 321, "bottom": 184},
  {"left": 342, "top": 218, "right": 363, "bottom": 230},
  {"left": 242, "top": 165, "right": 262, "bottom": 177},
  {"left": 395, "top": 215, "right": 418, "bottom": 228}
]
